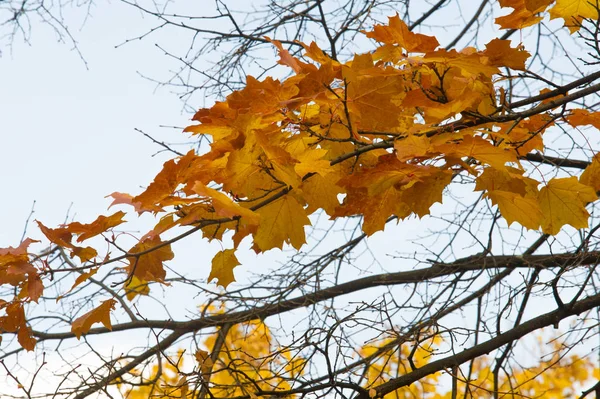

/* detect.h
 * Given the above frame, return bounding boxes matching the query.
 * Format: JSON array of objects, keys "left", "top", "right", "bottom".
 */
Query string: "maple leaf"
[
  {"left": 342, "top": 54, "right": 409, "bottom": 131},
  {"left": 494, "top": 114, "right": 552, "bottom": 156},
  {"left": 482, "top": 39, "right": 530, "bottom": 70},
  {"left": 395, "top": 134, "right": 434, "bottom": 161},
  {"left": 475, "top": 167, "right": 539, "bottom": 195},
  {"left": 436, "top": 135, "right": 518, "bottom": 170},
  {"left": 193, "top": 182, "right": 260, "bottom": 225},
  {"left": 0, "top": 303, "right": 37, "bottom": 350},
  {"left": 71, "top": 299, "right": 117, "bottom": 339},
  {"left": 224, "top": 133, "right": 283, "bottom": 198},
  {"left": 124, "top": 275, "right": 150, "bottom": 301},
  {"left": 208, "top": 249, "right": 241, "bottom": 288},
  {"left": 566, "top": 109, "right": 600, "bottom": 129},
  {"left": 495, "top": 0, "right": 552, "bottom": 29},
  {"left": 580, "top": 155, "right": 600, "bottom": 192},
  {"left": 549, "top": 0, "right": 599, "bottom": 33},
  {"left": 67, "top": 212, "right": 126, "bottom": 242},
  {"left": 227, "top": 76, "right": 299, "bottom": 115},
  {"left": 487, "top": 191, "right": 543, "bottom": 230},
  {"left": 195, "top": 349, "right": 214, "bottom": 379},
  {"left": 0, "top": 239, "right": 41, "bottom": 294},
  {"left": 64, "top": 268, "right": 99, "bottom": 296},
  {"left": 299, "top": 173, "right": 345, "bottom": 216},
  {"left": 132, "top": 151, "right": 197, "bottom": 213},
  {"left": 126, "top": 236, "right": 174, "bottom": 283},
  {"left": 538, "top": 177, "right": 597, "bottom": 235},
  {"left": 253, "top": 194, "right": 311, "bottom": 252},
  {"left": 255, "top": 130, "right": 302, "bottom": 188},
  {"left": 364, "top": 14, "right": 439, "bottom": 53},
  {"left": 18, "top": 274, "right": 44, "bottom": 303},
  {"left": 36, "top": 221, "right": 98, "bottom": 263}
]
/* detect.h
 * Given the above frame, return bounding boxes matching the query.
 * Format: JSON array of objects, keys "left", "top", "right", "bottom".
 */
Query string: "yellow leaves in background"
[
  {"left": 360, "top": 331, "right": 599, "bottom": 399},
  {"left": 123, "top": 315, "right": 305, "bottom": 399}
]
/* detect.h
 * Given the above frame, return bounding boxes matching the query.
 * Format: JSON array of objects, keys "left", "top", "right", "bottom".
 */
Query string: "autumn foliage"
[{"left": 2, "top": 0, "right": 600, "bottom": 398}]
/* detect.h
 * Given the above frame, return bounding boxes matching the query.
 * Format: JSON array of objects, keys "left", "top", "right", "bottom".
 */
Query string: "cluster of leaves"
[
  {"left": 121, "top": 325, "right": 599, "bottom": 399},
  {"left": 121, "top": 312, "right": 303, "bottom": 398},
  {"left": 361, "top": 333, "right": 599, "bottom": 398},
  {"left": 0, "top": 0, "right": 599, "bottom": 352}
]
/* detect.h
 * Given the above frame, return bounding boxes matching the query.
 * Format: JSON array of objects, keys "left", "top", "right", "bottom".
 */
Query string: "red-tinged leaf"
[
  {"left": 495, "top": 0, "right": 550, "bottom": 29},
  {"left": 267, "top": 37, "right": 305, "bottom": 74},
  {"left": 132, "top": 159, "right": 181, "bottom": 213},
  {"left": 208, "top": 249, "right": 241, "bottom": 289},
  {"left": 0, "top": 303, "right": 36, "bottom": 351},
  {"left": 26, "top": 274, "right": 43, "bottom": 303},
  {"left": 126, "top": 236, "right": 174, "bottom": 283},
  {"left": 17, "top": 323, "right": 37, "bottom": 351},
  {"left": 36, "top": 221, "right": 73, "bottom": 248},
  {"left": 67, "top": 212, "right": 126, "bottom": 242},
  {"left": 107, "top": 192, "right": 142, "bottom": 212},
  {"left": 0, "top": 239, "right": 40, "bottom": 290},
  {"left": 71, "top": 299, "right": 117, "bottom": 339},
  {"left": 0, "top": 238, "right": 38, "bottom": 265}
]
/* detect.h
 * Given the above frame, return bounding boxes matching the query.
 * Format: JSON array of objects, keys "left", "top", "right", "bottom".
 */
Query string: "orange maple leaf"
[
  {"left": 126, "top": 236, "right": 174, "bottom": 283},
  {"left": 71, "top": 299, "right": 117, "bottom": 339}
]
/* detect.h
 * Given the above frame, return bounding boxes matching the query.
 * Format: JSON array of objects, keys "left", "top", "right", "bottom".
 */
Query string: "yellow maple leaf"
[
  {"left": 299, "top": 174, "right": 344, "bottom": 216},
  {"left": 253, "top": 195, "right": 311, "bottom": 251},
  {"left": 124, "top": 275, "right": 150, "bottom": 301},
  {"left": 436, "top": 135, "right": 517, "bottom": 170},
  {"left": 487, "top": 190, "right": 543, "bottom": 230},
  {"left": 193, "top": 182, "right": 260, "bottom": 225},
  {"left": 208, "top": 249, "right": 241, "bottom": 289},
  {"left": 475, "top": 166, "right": 539, "bottom": 195},
  {"left": 539, "top": 177, "right": 597, "bottom": 235},
  {"left": 580, "top": 155, "right": 600, "bottom": 191},
  {"left": 549, "top": 0, "right": 599, "bottom": 33}
]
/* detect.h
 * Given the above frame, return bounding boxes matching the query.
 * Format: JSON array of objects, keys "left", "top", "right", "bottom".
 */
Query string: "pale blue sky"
[{"left": 0, "top": 2, "right": 190, "bottom": 245}]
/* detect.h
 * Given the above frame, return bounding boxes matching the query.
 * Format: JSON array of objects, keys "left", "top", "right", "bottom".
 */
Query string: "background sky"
[{"left": 0, "top": 1, "right": 190, "bottom": 245}]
